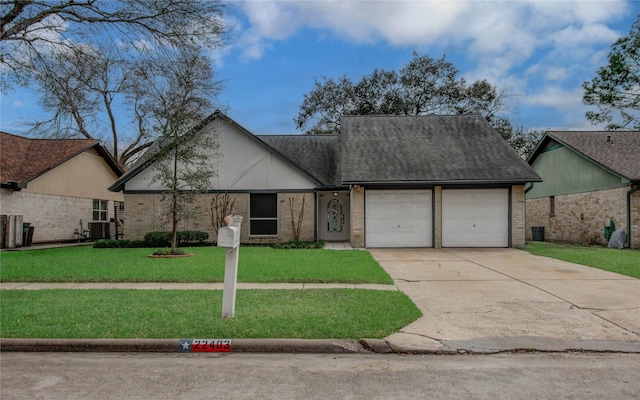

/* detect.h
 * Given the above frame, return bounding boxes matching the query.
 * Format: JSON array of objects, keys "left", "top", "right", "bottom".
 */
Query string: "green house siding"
[{"left": 527, "top": 145, "right": 629, "bottom": 199}]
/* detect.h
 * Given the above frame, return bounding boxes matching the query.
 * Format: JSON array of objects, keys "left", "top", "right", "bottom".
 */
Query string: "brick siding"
[
  {"left": 124, "top": 192, "right": 315, "bottom": 244},
  {"left": 349, "top": 186, "right": 365, "bottom": 248},
  {"left": 511, "top": 185, "right": 526, "bottom": 248},
  {"left": 1, "top": 189, "right": 115, "bottom": 243},
  {"left": 434, "top": 186, "right": 442, "bottom": 248},
  {"left": 526, "top": 186, "right": 639, "bottom": 248}
]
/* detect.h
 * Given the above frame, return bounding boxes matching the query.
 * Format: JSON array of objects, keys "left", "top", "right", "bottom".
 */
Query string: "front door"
[{"left": 318, "top": 191, "right": 350, "bottom": 242}]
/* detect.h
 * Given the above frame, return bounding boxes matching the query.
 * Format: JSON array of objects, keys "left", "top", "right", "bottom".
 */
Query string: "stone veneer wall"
[
  {"left": 350, "top": 186, "right": 365, "bottom": 248},
  {"left": 123, "top": 192, "right": 315, "bottom": 244},
  {"left": 526, "top": 186, "right": 639, "bottom": 248}
]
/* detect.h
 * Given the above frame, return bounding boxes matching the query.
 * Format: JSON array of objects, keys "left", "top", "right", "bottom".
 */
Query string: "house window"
[
  {"left": 93, "top": 200, "right": 108, "bottom": 221},
  {"left": 250, "top": 193, "right": 278, "bottom": 235},
  {"left": 549, "top": 196, "right": 555, "bottom": 217}
]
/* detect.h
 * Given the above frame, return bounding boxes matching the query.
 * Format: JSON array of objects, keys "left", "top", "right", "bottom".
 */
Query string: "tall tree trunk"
[{"left": 103, "top": 91, "right": 119, "bottom": 162}]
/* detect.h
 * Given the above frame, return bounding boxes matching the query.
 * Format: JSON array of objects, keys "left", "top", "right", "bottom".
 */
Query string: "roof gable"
[
  {"left": 1, "top": 131, "right": 122, "bottom": 188},
  {"left": 530, "top": 131, "right": 640, "bottom": 181},
  {"left": 110, "top": 111, "right": 323, "bottom": 192},
  {"left": 339, "top": 114, "right": 541, "bottom": 185}
]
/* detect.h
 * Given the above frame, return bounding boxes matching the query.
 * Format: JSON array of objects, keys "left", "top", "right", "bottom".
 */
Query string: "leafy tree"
[
  {"left": 295, "top": 75, "right": 356, "bottom": 135},
  {"left": 0, "top": 0, "right": 226, "bottom": 165},
  {"left": 139, "top": 47, "right": 220, "bottom": 254},
  {"left": 509, "top": 127, "right": 543, "bottom": 159},
  {"left": 398, "top": 53, "right": 462, "bottom": 115},
  {"left": 294, "top": 52, "right": 513, "bottom": 135},
  {"left": 583, "top": 15, "right": 640, "bottom": 130}
]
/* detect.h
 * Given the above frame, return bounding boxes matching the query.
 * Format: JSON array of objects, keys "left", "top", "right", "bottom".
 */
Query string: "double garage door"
[{"left": 366, "top": 189, "right": 509, "bottom": 248}]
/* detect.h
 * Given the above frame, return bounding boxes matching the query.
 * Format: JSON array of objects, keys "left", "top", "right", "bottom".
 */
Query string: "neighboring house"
[
  {"left": 1, "top": 132, "right": 124, "bottom": 246},
  {"left": 526, "top": 131, "right": 640, "bottom": 248},
  {"left": 110, "top": 111, "right": 541, "bottom": 248}
]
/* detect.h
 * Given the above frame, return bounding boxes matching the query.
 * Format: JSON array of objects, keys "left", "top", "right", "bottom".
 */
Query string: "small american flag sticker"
[{"left": 179, "top": 339, "right": 232, "bottom": 352}]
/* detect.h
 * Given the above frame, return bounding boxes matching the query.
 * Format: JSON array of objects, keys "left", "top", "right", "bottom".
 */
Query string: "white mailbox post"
[{"left": 217, "top": 215, "right": 242, "bottom": 318}]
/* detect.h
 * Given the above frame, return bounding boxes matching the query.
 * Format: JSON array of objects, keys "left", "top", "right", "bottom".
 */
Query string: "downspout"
[
  {"left": 525, "top": 182, "right": 534, "bottom": 194},
  {"left": 627, "top": 184, "right": 640, "bottom": 248},
  {"left": 524, "top": 183, "right": 534, "bottom": 246}
]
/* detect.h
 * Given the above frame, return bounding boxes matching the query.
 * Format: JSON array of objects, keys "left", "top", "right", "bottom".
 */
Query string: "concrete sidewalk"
[{"left": 370, "top": 248, "right": 640, "bottom": 354}]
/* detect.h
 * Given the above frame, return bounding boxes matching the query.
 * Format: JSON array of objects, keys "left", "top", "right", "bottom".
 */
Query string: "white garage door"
[
  {"left": 442, "top": 189, "right": 509, "bottom": 247},
  {"left": 366, "top": 190, "right": 432, "bottom": 247}
]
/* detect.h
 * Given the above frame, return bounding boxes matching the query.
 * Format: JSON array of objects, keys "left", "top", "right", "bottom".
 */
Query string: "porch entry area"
[{"left": 317, "top": 191, "right": 350, "bottom": 242}]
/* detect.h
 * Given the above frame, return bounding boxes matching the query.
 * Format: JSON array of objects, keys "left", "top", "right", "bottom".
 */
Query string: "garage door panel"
[
  {"left": 366, "top": 190, "right": 432, "bottom": 248},
  {"left": 442, "top": 189, "right": 508, "bottom": 247}
]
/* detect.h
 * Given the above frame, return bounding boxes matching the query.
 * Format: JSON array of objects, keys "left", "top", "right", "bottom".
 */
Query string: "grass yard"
[
  {"left": 0, "top": 289, "right": 420, "bottom": 339},
  {"left": 524, "top": 242, "right": 640, "bottom": 279},
  {"left": 0, "top": 246, "right": 393, "bottom": 284}
]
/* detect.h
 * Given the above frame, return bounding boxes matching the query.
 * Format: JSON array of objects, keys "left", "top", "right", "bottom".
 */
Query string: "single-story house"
[
  {"left": 109, "top": 111, "right": 541, "bottom": 248},
  {"left": 1, "top": 131, "right": 124, "bottom": 246},
  {"left": 526, "top": 131, "right": 640, "bottom": 248}
]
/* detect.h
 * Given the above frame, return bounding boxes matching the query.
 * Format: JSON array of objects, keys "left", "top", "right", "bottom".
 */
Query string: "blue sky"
[{"left": 1, "top": 0, "right": 639, "bottom": 137}]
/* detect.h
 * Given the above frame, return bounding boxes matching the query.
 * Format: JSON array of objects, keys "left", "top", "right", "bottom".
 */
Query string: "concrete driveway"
[{"left": 368, "top": 248, "right": 640, "bottom": 353}]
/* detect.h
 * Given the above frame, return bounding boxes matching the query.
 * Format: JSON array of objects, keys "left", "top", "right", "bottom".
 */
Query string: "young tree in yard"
[
  {"left": 209, "top": 193, "right": 236, "bottom": 236},
  {"left": 288, "top": 195, "right": 306, "bottom": 242},
  {"left": 138, "top": 47, "right": 221, "bottom": 255},
  {"left": 583, "top": 16, "right": 640, "bottom": 130},
  {"left": 0, "top": 0, "right": 226, "bottom": 166}
]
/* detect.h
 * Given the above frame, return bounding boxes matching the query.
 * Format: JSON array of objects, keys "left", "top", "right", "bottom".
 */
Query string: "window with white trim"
[
  {"left": 250, "top": 193, "right": 278, "bottom": 235},
  {"left": 93, "top": 200, "right": 108, "bottom": 221}
]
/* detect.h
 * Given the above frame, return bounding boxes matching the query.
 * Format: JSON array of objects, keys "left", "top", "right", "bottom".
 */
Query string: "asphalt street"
[{"left": 2, "top": 352, "right": 639, "bottom": 400}]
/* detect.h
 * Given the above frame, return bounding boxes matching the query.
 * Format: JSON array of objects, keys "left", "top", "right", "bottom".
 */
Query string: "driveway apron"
[{"left": 368, "top": 248, "right": 640, "bottom": 353}]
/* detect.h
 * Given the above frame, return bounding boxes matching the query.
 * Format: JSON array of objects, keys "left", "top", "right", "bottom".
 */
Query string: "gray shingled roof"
[
  {"left": 543, "top": 131, "right": 640, "bottom": 181},
  {"left": 339, "top": 114, "right": 541, "bottom": 185},
  {"left": 110, "top": 111, "right": 542, "bottom": 192},
  {"left": 258, "top": 134, "right": 341, "bottom": 186}
]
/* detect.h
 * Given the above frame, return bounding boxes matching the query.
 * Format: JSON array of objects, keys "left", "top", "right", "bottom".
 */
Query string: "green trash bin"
[{"left": 531, "top": 226, "right": 544, "bottom": 241}]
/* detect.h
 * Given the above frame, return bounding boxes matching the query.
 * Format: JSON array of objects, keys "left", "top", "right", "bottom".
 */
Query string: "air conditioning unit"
[{"left": 89, "top": 222, "right": 110, "bottom": 240}]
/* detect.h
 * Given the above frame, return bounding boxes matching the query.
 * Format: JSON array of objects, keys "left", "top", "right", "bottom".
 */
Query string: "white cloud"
[
  {"left": 225, "top": 0, "right": 633, "bottom": 130},
  {"left": 12, "top": 100, "right": 24, "bottom": 107},
  {"left": 234, "top": 1, "right": 627, "bottom": 54},
  {"left": 523, "top": 86, "right": 584, "bottom": 110},
  {"left": 544, "top": 67, "right": 571, "bottom": 81}
]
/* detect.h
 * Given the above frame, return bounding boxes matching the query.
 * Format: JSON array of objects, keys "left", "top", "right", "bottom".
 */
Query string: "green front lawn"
[
  {"left": 0, "top": 289, "right": 420, "bottom": 339},
  {"left": 524, "top": 242, "right": 640, "bottom": 279},
  {"left": 0, "top": 246, "right": 393, "bottom": 284}
]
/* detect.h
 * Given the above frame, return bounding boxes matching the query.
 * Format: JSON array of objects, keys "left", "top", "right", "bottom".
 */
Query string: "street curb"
[
  {"left": 2, "top": 338, "right": 639, "bottom": 354},
  {"left": 436, "top": 338, "right": 640, "bottom": 355},
  {"left": 0, "top": 338, "right": 370, "bottom": 354}
]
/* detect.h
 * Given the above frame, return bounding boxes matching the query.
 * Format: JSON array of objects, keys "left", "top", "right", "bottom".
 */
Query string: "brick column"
[
  {"left": 511, "top": 185, "right": 526, "bottom": 248},
  {"left": 350, "top": 186, "right": 365, "bottom": 248},
  {"left": 631, "top": 189, "right": 640, "bottom": 248},
  {"left": 434, "top": 186, "right": 442, "bottom": 248}
]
